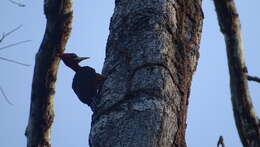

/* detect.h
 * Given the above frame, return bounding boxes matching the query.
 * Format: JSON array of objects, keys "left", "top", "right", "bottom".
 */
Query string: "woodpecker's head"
[{"left": 59, "top": 53, "right": 89, "bottom": 71}]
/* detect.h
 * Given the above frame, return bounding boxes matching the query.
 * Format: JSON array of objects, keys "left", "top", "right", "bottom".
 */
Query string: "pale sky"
[{"left": 1, "top": 1, "right": 259, "bottom": 147}]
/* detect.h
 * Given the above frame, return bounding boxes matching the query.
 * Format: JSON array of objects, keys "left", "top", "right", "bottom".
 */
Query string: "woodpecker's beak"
[{"left": 75, "top": 57, "right": 90, "bottom": 62}]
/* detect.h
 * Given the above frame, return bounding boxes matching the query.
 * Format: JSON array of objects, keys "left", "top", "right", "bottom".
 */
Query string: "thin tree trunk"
[
  {"left": 213, "top": 0, "right": 260, "bottom": 147},
  {"left": 25, "top": 0, "right": 73, "bottom": 147},
  {"left": 90, "top": 1, "right": 203, "bottom": 147}
]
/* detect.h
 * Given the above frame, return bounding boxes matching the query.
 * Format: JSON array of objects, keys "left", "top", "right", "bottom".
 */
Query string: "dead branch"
[
  {"left": 0, "top": 85, "right": 13, "bottom": 105},
  {"left": 25, "top": 0, "right": 73, "bottom": 146},
  {"left": 0, "top": 24, "right": 30, "bottom": 105},
  {"left": 0, "top": 25, "right": 23, "bottom": 43},
  {"left": 8, "top": 0, "right": 25, "bottom": 7},
  {"left": 213, "top": 0, "right": 260, "bottom": 146},
  {"left": 217, "top": 136, "right": 225, "bottom": 147},
  {"left": 247, "top": 75, "right": 260, "bottom": 83},
  {"left": 0, "top": 56, "right": 30, "bottom": 66},
  {"left": 0, "top": 25, "right": 31, "bottom": 66},
  {"left": 0, "top": 40, "right": 31, "bottom": 51}
]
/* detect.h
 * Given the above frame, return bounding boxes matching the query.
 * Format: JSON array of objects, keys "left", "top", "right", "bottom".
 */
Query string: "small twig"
[
  {"left": 217, "top": 136, "right": 225, "bottom": 147},
  {"left": 0, "top": 25, "right": 23, "bottom": 43},
  {"left": 3, "top": 25, "right": 23, "bottom": 39},
  {"left": 8, "top": 0, "right": 26, "bottom": 7},
  {"left": 0, "top": 40, "right": 31, "bottom": 51},
  {"left": 0, "top": 56, "right": 30, "bottom": 66},
  {"left": 247, "top": 75, "right": 260, "bottom": 83},
  {"left": 0, "top": 85, "right": 13, "bottom": 105}
]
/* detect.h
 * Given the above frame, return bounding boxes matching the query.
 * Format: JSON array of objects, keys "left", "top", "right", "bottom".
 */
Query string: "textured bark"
[
  {"left": 213, "top": 0, "right": 260, "bottom": 147},
  {"left": 25, "top": 0, "right": 73, "bottom": 147},
  {"left": 90, "top": 0, "right": 203, "bottom": 147}
]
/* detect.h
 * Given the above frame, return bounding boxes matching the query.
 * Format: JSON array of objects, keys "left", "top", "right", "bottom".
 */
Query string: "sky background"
[{"left": 1, "top": 0, "right": 259, "bottom": 147}]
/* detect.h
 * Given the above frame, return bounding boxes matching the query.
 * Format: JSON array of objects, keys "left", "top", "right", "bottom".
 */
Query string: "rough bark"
[
  {"left": 25, "top": 0, "right": 73, "bottom": 147},
  {"left": 90, "top": 0, "right": 203, "bottom": 147},
  {"left": 213, "top": 0, "right": 260, "bottom": 147}
]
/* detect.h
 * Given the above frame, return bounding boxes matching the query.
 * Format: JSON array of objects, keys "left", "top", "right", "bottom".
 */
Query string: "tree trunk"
[
  {"left": 213, "top": 0, "right": 260, "bottom": 146},
  {"left": 25, "top": 0, "right": 73, "bottom": 147},
  {"left": 90, "top": 0, "right": 203, "bottom": 147}
]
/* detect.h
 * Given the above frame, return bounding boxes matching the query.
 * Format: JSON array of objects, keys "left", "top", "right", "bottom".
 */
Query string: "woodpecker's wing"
[{"left": 72, "top": 66, "right": 98, "bottom": 105}]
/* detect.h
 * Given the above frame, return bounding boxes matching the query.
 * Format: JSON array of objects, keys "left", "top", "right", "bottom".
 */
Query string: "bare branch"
[
  {"left": 8, "top": 0, "right": 26, "bottom": 7},
  {"left": 0, "top": 40, "right": 31, "bottom": 51},
  {"left": 247, "top": 75, "right": 260, "bottom": 83},
  {"left": 0, "top": 25, "right": 23, "bottom": 43},
  {"left": 0, "top": 85, "right": 13, "bottom": 105},
  {"left": 213, "top": 0, "right": 260, "bottom": 146},
  {"left": 25, "top": 0, "right": 73, "bottom": 146},
  {"left": 0, "top": 56, "right": 30, "bottom": 66},
  {"left": 217, "top": 136, "right": 225, "bottom": 147}
]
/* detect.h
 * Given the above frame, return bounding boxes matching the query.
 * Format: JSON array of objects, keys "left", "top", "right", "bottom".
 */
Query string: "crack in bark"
[
  {"left": 130, "top": 63, "right": 176, "bottom": 87},
  {"left": 92, "top": 87, "right": 163, "bottom": 124},
  {"left": 93, "top": 63, "right": 178, "bottom": 123}
]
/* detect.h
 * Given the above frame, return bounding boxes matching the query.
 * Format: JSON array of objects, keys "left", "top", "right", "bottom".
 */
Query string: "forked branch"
[{"left": 217, "top": 136, "right": 225, "bottom": 147}]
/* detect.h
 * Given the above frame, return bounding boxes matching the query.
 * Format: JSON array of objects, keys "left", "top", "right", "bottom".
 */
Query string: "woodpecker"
[{"left": 59, "top": 53, "right": 106, "bottom": 108}]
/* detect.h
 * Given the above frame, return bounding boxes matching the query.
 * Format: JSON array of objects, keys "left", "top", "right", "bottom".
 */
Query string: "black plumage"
[
  {"left": 72, "top": 66, "right": 98, "bottom": 105},
  {"left": 59, "top": 53, "right": 106, "bottom": 108}
]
